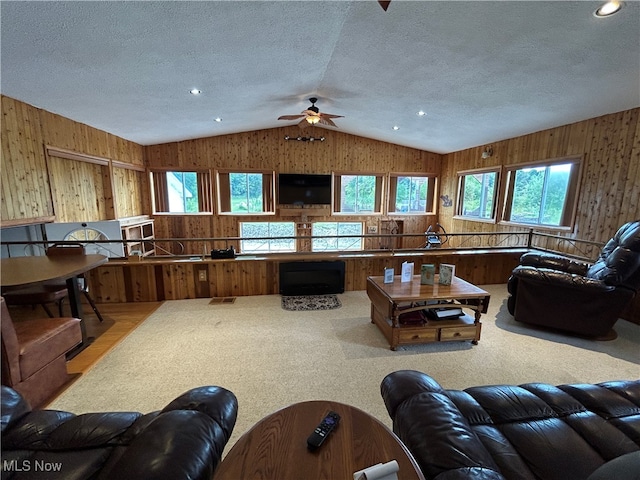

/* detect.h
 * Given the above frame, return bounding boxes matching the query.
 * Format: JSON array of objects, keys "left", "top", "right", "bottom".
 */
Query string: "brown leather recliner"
[
  {"left": 507, "top": 220, "right": 640, "bottom": 337},
  {"left": 1, "top": 296, "right": 82, "bottom": 408}
]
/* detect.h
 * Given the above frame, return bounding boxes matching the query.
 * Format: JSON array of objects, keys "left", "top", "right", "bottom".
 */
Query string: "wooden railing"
[{"left": 1, "top": 229, "right": 603, "bottom": 261}]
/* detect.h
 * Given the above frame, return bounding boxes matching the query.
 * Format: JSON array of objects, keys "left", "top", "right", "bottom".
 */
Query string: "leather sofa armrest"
[
  {"left": 520, "top": 253, "right": 589, "bottom": 275},
  {"left": 160, "top": 386, "right": 238, "bottom": 442},
  {"left": 381, "top": 370, "right": 446, "bottom": 418},
  {"left": 104, "top": 410, "right": 226, "bottom": 480},
  {"left": 392, "top": 390, "right": 501, "bottom": 479}
]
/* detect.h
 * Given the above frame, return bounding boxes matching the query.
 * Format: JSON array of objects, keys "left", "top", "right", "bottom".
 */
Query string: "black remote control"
[{"left": 307, "top": 411, "right": 340, "bottom": 450}]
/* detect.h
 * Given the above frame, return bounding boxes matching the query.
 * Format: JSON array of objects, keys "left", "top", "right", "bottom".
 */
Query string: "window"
[
  {"left": 218, "top": 171, "right": 275, "bottom": 214},
  {"left": 455, "top": 169, "right": 499, "bottom": 221},
  {"left": 502, "top": 157, "right": 581, "bottom": 228},
  {"left": 239, "top": 222, "right": 296, "bottom": 253},
  {"left": 333, "top": 174, "right": 383, "bottom": 214},
  {"left": 388, "top": 174, "right": 436, "bottom": 214},
  {"left": 312, "top": 222, "right": 363, "bottom": 251},
  {"left": 151, "top": 170, "right": 212, "bottom": 213},
  {"left": 230, "top": 173, "right": 264, "bottom": 213}
]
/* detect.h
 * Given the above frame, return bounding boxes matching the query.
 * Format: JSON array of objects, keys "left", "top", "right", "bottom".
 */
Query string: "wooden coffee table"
[
  {"left": 367, "top": 274, "right": 490, "bottom": 350},
  {"left": 213, "top": 400, "right": 425, "bottom": 480}
]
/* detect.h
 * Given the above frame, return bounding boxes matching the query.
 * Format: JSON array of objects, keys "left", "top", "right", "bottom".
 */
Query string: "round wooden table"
[{"left": 213, "top": 400, "right": 425, "bottom": 480}]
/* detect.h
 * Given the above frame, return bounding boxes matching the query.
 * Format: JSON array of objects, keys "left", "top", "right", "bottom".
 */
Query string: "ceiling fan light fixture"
[{"left": 306, "top": 116, "right": 320, "bottom": 125}]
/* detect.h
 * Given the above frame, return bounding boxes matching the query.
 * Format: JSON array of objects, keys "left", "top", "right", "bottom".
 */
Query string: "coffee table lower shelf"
[{"left": 371, "top": 306, "right": 481, "bottom": 350}]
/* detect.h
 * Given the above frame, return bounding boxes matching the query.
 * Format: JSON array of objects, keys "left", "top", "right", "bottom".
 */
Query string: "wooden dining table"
[{"left": 1, "top": 254, "right": 108, "bottom": 354}]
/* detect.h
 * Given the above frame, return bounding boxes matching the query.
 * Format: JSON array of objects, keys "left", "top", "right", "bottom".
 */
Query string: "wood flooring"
[
  {"left": 66, "top": 301, "right": 162, "bottom": 374},
  {"left": 6, "top": 300, "right": 162, "bottom": 403}
]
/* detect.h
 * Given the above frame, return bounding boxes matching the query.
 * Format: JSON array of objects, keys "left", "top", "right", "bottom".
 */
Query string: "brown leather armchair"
[
  {"left": 1, "top": 297, "right": 82, "bottom": 408},
  {"left": 507, "top": 220, "right": 640, "bottom": 337}
]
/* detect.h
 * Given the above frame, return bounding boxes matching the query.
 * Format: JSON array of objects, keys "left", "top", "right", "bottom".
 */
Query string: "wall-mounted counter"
[{"left": 87, "top": 248, "right": 527, "bottom": 303}]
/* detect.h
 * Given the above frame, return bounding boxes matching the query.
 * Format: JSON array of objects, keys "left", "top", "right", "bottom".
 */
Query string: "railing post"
[{"left": 527, "top": 229, "right": 534, "bottom": 248}]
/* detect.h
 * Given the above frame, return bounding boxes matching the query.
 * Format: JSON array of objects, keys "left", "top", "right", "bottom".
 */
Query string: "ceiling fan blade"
[
  {"left": 278, "top": 115, "right": 305, "bottom": 120},
  {"left": 319, "top": 117, "right": 338, "bottom": 128},
  {"left": 378, "top": 0, "right": 391, "bottom": 11},
  {"left": 319, "top": 113, "right": 344, "bottom": 119}
]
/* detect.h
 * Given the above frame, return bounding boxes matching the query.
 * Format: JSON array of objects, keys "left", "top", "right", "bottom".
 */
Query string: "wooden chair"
[
  {"left": 1, "top": 297, "right": 82, "bottom": 408},
  {"left": 3, "top": 243, "right": 105, "bottom": 322}
]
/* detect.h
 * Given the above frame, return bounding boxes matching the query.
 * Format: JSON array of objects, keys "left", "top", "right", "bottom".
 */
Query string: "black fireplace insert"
[{"left": 279, "top": 261, "right": 345, "bottom": 296}]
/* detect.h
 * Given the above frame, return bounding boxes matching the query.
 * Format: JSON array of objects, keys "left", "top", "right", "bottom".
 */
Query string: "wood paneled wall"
[
  {"left": 1, "top": 95, "right": 146, "bottom": 226},
  {"left": 440, "top": 108, "right": 640, "bottom": 246},
  {"left": 1, "top": 97, "right": 51, "bottom": 224},
  {"left": 47, "top": 155, "right": 113, "bottom": 221},
  {"left": 3, "top": 92, "right": 638, "bottom": 252},
  {"left": 112, "top": 167, "right": 148, "bottom": 219},
  {"left": 145, "top": 127, "right": 441, "bottom": 252}
]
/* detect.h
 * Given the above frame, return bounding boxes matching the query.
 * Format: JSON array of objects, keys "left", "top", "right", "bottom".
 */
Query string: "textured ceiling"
[{"left": 1, "top": 1, "right": 639, "bottom": 154}]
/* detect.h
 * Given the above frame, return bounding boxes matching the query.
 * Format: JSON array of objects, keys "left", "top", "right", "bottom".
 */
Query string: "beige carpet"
[{"left": 50, "top": 284, "right": 640, "bottom": 452}]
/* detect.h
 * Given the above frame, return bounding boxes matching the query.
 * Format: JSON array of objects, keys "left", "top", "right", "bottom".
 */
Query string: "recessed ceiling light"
[
  {"left": 594, "top": 1, "right": 622, "bottom": 17},
  {"left": 190, "top": 89, "right": 202, "bottom": 95},
  {"left": 392, "top": 126, "right": 399, "bottom": 130},
  {"left": 214, "top": 117, "right": 222, "bottom": 122},
  {"left": 417, "top": 111, "right": 426, "bottom": 116}
]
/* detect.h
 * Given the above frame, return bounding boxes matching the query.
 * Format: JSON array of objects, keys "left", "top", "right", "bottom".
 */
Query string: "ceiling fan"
[{"left": 278, "top": 97, "right": 344, "bottom": 129}]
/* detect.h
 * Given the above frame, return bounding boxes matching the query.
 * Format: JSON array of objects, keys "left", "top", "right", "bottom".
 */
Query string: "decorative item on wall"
[
  {"left": 284, "top": 135, "right": 325, "bottom": 142},
  {"left": 481, "top": 146, "right": 494, "bottom": 159},
  {"left": 440, "top": 195, "right": 452, "bottom": 207}
]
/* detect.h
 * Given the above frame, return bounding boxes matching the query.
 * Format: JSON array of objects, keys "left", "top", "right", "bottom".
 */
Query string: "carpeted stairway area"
[{"left": 49, "top": 284, "right": 640, "bottom": 453}]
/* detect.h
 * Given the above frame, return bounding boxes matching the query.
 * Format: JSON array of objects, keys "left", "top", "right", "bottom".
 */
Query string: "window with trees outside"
[
  {"left": 151, "top": 170, "right": 212, "bottom": 213},
  {"left": 333, "top": 174, "right": 383, "bottom": 214},
  {"left": 312, "top": 222, "right": 363, "bottom": 251},
  {"left": 217, "top": 171, "right": 275, "bottom": 214},
  {"left": 388, "top": 174, "right": 436, "bottom": 214},
  {"left": 239, "top": 222, "right": 296, "bottom": 253},
  {"left": 455, "top": 168, "right": 499, "bottom": 221},
  {"left": 502, "top": 157, "right": 581, "bottom": 228}
]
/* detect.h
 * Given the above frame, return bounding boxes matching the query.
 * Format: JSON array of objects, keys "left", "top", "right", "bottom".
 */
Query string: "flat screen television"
[{"left": 278, "top": 173, "right": 332, "bottom": 205}]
